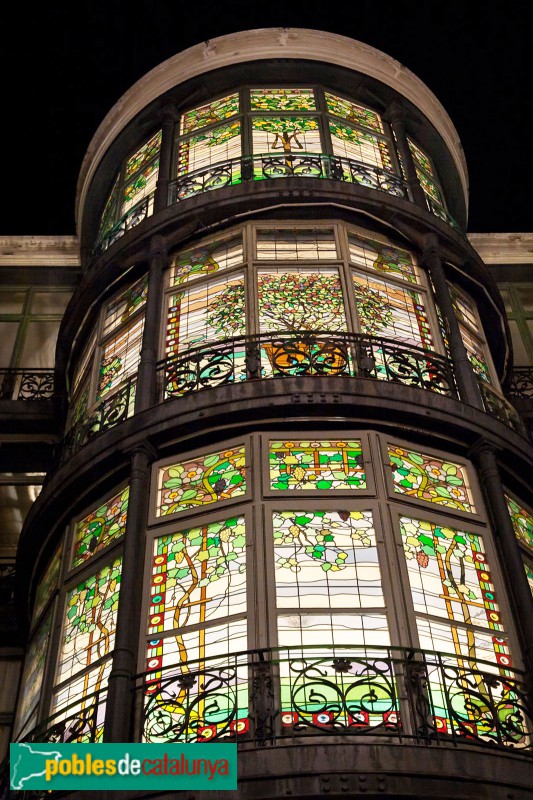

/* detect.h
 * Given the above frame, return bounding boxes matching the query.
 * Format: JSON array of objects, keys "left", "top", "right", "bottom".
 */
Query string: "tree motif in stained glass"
[
  {"left": 178, "top": 122, "right": 241, "bottom": 177},
  {"left": 103, "top": 274, "right": 148, "bottom": 336},
  {"left": 388, "top": 446, "right": 475, "bottom": 512},
  {"left": 252, "top": 117, "right": 321, "bottom": 157},
  {"left": 157, "top": 446, "right": 246, "bottom": 516},
  {"left": 15, "top": 611, "right": 52, "bottom": 735},
  {"left": 348, "top": 232, "right": 418, "bottom": 284},
  {"left": 124, "top": 130, "right": 162, "bottom": 180},
  {"left": 71, "top": 486, "right": 129, "bottom": 568},
  {"left": 325, "top": 92, "right": 384, "bottom": 132},
  {"left": 33, "top": 545, "right": 62, "bottom": 624},
  {"left": 250, "top": 88, "right": 316, "bottom": 111},
  {"left": 258, "top": 270, "right": 346, "bottom": 333},
  {"left": 97, "top": 316, "right": 144, "bottom": 399},
  {"left": 256, "top": 228, "right": 337, "bottom": 260},
  {"left": 122, "top": 159, "right": 159, "bottom": 214},
  {"left": 170, "top": 236, "right": 244, "bottom": 286},
  {"left": 505, "top": 494, "right": 533, "bottom": 553},
  {"left": 269, "top": 440, "right": 366, "bottom": 491},
  {"left": 180, "top": 94, "right": 240, "bottom": 136},
  {"left": 56, "top": 556, "right": 122, "bottom": 687},
  {"left": 329, "top": 121, "right": 392, "bottom": 172}
]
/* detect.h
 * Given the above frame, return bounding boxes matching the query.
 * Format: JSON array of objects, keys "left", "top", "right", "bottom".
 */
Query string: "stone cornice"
[
  {"left": 468, "top": 233, "right": 533, "bottom": 265},
  {"left": 0, "top": 236, "right": 80, "bottom": 267}
]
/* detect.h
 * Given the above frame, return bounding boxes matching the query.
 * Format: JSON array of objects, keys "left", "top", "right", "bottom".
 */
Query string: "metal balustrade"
[
  {"left": 507, "top": 368, "right": 533, "bottom": 399},
  {"left": 0, "top": 369, "right": 54, "bottom": 400}
]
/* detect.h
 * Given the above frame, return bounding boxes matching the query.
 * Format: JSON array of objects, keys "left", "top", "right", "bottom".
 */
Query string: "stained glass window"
[
  {"left": 180, "top": 94, "right": 240, "bottom": 136},
  {"left": 325, "top": 92, "right": 383, "bottom": 132},
  {"left": 258, "top": 268, "right": 346, "bottom": 333},
  {"left": 352, "top": 273, "right": 433, "bottom": 349},
  {"left": 71, "top": 486, "right": 129, "bottom": 568},
  {"left": 269, "top": 440, "right": 366, "bottom": 491},
  {"left": 505, "top": 494, "right": 533, "bottom": 553},
  {"left": 329, "top": 122, "right": 392, "bottom": 172},
  {"left": 55, "top": 556, "right": 122, "bottom": 688},
  {"left": 524, "top": 561, "right": 533, "bottom": 596},
  {"left": 388, "top": 446, "right": 475, "bottom": 512},
  {"left": 102, "top": 274, "right": 148, "bottom": 336},
  {"left": 98, "top": 175, "right": 120, "bottom": 239},
  {"left": 250, "top": 89, "right": 316, "bottom": 111},
  {"left": 252, "top": 117, "right": 321, "bottom": 158},
  {"left": 15, "top": 611, "right": 52, "bottom": 736},
  {"left": 170, "top": 236, "right": 244, "bottom": 286},
  {"left": 178, "top": 122, "right": 241, "bottom": 177},
  {"left": 449, "top": 283, "right": 492, "bottom": 383},
  {"left": 256, "top": 228, "right": 337, "bottom": 260},
  {"left": 50, "top": 659, "right": 112, "bottom": 742},
  {"left": 33, "top": 545, "right": 62, "bottom": 624},
  {"left": 97, "top": 316, "right": 145, "bottom": 399},
  {"left": 122, "top": 160, "right": 159, "bottom": 215},
  {"left": 407, "top": 138, "right": 446, "bottom": 213},
  {"left": 348, "top": 232, "right": 418, "bottom": 284},
  {"left": 157, "top": 446, "right": 247, "bottom": 516},
  {"left": 124, "top": 130, "right": 162, "bottom": 180}
]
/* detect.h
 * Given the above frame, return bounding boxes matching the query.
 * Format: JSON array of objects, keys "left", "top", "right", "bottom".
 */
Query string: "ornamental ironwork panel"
[
  {"left": 0, "top": 369, "right": 54, "bottom": 400},
  {"left": 508, "top": 368, "right": 533, "bottom": 398},
  {"left": 22, "top": 687, "right": 107, "bottom": 745},
  {"left": 478, "top": 379, "right": 527, "bottom": 436},
  {"left": 94, "top": 194, "right": 154, "bottom": 256}
]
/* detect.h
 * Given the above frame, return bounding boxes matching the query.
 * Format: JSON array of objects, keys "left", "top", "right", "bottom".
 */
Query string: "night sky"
[{"left": 2, "top": 1, "right": 531, "bottom": 235}]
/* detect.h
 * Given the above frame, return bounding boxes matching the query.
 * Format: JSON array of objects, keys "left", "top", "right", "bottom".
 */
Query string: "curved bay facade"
[{"left": 8, "top": 28, "right": 533, "bottom": 800}]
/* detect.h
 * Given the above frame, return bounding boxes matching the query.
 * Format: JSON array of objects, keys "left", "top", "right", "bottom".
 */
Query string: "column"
[
  {"left": 153, "top": 106, "right": 176, "bottom": 214},
  {"left": 385, "top": 102, "right": 427, "bottom": 209},
  {"left": 134, "top": 235, "right": 166, "bottom": 413}
]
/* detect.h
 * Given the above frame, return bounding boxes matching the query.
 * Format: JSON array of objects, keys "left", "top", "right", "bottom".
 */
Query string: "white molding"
[
  {"left": 75, "top": 28, "right": 469, "bottom": 238},
  {"left": 0, "top": 237, "right": 80, "bottom": 267},
  {"left": 468, "top": 233, "right": 533, "bottom": 265}
]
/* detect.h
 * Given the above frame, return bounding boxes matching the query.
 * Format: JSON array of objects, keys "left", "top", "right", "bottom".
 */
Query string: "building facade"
[{"left": 1, "top": 28, "right": 533, "bottom": 799}]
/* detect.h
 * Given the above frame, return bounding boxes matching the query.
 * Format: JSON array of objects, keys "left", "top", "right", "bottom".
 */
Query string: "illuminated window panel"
[
  {"left": 329, "top": 121, "right": 392, "bottom": 171},
  {"left": 50, "top": 659, "right": 112, "bottom": 742},
  {"left": 325, "top": 92, "right": 384, "bottom": 133},
  {"left": 71, "top": 486, "right": 129, "bottom": 568},
  {"left": 278, "top": 613, "right": 390, "bottom": 651},
  {"left": 258, "top": 269, "right": 346, "bottom": 334},
  {"left": 388, "top": 446, "right": 475, "bottom": 513},
  {"left": 102, "top": 274, "right": 148, "bottom": 336},
  {"left": 524, "top": 561, "right": 533, "bottom": 596},
  {"left": 157, "top": 446, "right": 246, "bottom": 517},
  {"left": 417, "top": 169, "right": 445, "bottom": 206},
  {"left": 33, "top": 545, "right": 62, "bottom": 623},
  {"left": 449, "top": 285, "right": 480, "bottom": 333},
  {"left": 170, "top": 236, "right": 244, "bottom": 286},
  {"left": 177, "top": 122, "right": 241, "bottom": 176},
  {"left": 166, "top": 273, "right": 246, "bottom": 357},
  {"left": 180, "top": 94, "right": 240, "bottom": 136},
  {"left": 400, "top": 516, "right": 504, "bottom": 632},
  {"left": 252, "top": 117, "right": 322, "bottom": 158},
  {"left": 352, "top": 273, "right": 434, "bottom": 349},
  {"left": 148, "top": 517, "right": 247, "bottom": 637},
  {"left": 407, "top": 138, "right": 446, "bottom": 212},
  {"left": 256, "top": 228, "right": 337, "bottom": 260},
  {"left": 458, "top": 323, "right": 492, "bottom": 383},
  {"left": 269, "top": 440, "right": 366, "bottom": 491},
  {"left": 15, "top": 611, "right": 52, "bottom": 736},
  {"left": 250, "top": 88, "right": 316, "bottom": 111},
  {"left": 143, "top": 620, "right": 248, "bottom": 743},
  {"left": 121, "top": 159, "right": 159, "bottom": 215},
  {"left": 124, "top": 130, "right": 162, "bottom": 180},
  {"left": 274, "top": 510, "right": 383, "bottom": 609},
  {"left": 56, "top": 556, "right": 122, "bottom": 687},
  {"left": 98, "top": 174, "right": 120, "bottom": 238},
  {"left": 348, "top": 232, "right": 418, "bottom": 284},
  {"left": 71, "top": 334, "right": 96, "bottom": 397},
  {"left": 97, "top": 316, "right": 145, "bottom": 400},
  {"left": 505, "top": 494, "right": 533, "bottom": 553}
]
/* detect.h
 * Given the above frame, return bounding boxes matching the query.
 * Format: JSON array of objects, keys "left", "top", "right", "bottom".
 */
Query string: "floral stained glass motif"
[
  {"left": 180, "top": 94, "right": 240, "bottom": 136},
  {"left": 258, "top": 269, "right": 346, "bottom": 334},
  {"left": 250, "top": 88, "right": 317, "bottom": 111},
  {"left": 15, "top": 611, "right": 52, "bottom": 735},
  {"left": 124, "top": 130, "right": 162, "bottom": 180},
  {"left": 388, "top": 446, "right": 475, "bottom": 512},
  {"left": 170, "top": 237, "right": 244, "bottom": 286},
  {"left": 348, "top": 232, "right": 418, "bottom": 284},
  {"left": 252, "top": 117, "right": 321, "bottom": 159},
  {"left": 102, "top": 274, "right": 148, "bottom": 336},
  {"left": 256, "top": 228, "right": 337, "bottom": 260},
  {"left": 178, "top": 122, "right": 241, "bottom": 177},
  {"left": 33, "top": 545, "right": 62, "bottom": 624},
  {"left": 407, "top": 139, "right": 446, "bottom": 211},
  {"left": 353, "top": 273, "right": 433, "bottom": 349},
  {"left": 97, "top": 316, "right": 145, "bottom": 399},
  {"left": 505, "top": 494, "right": 533, "bottom": 553},
  {"left": 329, "top": 122, "right": 392, "bottom": 171},
  {"left": 157, "top": 446, "right": 247, "bottom": 517},
  {"left": 71, "top": 486, "right": 129, "bottom": 568},
  {"left": 56, "top": 556, "right": 122, "bottom": 687},
  {"left": 269, "top": 440, "right": 366, "bottom": 491},
  {"left": 325, "top": 92, "right": 384, "bottom": 133},
  {"left": 122, "top": 159, "right": 159, "bottom": 215}
]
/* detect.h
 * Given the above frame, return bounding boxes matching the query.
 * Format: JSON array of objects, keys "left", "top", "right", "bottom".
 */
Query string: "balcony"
[{"left": 0, "top": 369, "right": 54, "bottom": 400}]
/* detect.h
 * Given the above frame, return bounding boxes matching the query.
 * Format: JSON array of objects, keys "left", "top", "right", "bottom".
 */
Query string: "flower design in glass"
[
  {"left": 348, "top": 232, "right": 418, "bottom": 284},
  {"left": 407, "top": 138, "right": 445, "bottom": 210},
  {"left": 33, "top": 544, "right": 62, "bottom": 624},
  {"left": 180, "top": 94, "right": 240, "bottom": 136},
  {"left": 102, "top": 274, "right": 148, "bottom": 336},
  {"left": 388, "top": 446, "right": 475, "bottom": 512},
  {"left": 124, "top": 130, "right": 162, "bottom": 180},
  {"left": 178, "top": 122, "right": 241, "bottom": 178},
  {"left": 71, "top": 486, "right": 129, "bottom": 568},
  {"left": 170, "top": 236, "right": 244, "bottom": 286},
  {"left": 122, "top": 159, "right": 159, "bottom": 215},
  {"left": 505, "top": 494, "right": 533, "bottom": 553},
  {"left": 269, "top": 440, "right": 366, "bottom": 491},
  {"left": 157, "top": 446, "right": 246, "bottom": 517},
  {"left": 15, "top": 611, "right": 52, "bottom": 736},
  {"left": 329, "top": 122, "right": 392, "bottom": 172},
  {"left": 325, "top": 92, "right": 384, "bottom": 132},
  {"left": 97, "top": 316, "right": 145, "bottom": 399},
  {"left": 144, "top": 517, "right": 247, "bottom": 742},
  {"left": 250, "top": 89, "right": 316, "bottom": 111},
  {"left": 256, "top": 228, "right": 337, "bottom": 260}
]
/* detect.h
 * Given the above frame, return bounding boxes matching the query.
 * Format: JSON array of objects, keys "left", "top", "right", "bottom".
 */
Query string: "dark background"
[{"left": 1, "top": 1, "right": 531, "bottom": 235}]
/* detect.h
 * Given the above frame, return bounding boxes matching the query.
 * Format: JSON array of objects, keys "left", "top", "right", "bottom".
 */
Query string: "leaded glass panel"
[
  {"left": 33, "top": 545, "right": 62, "bottom": 623},
  {"left": 98, "top": 174, "right": 120, "bottom": 238},
  {"left": 122, "top": 159, "right": 159, "bottom": 214},
  {"left": 388, "top": 446, "right": 475, "bottom": 512},
  {"left": 71, "top": 486, "right": 129, "bottom": 568},
  {"left": 459, "top": 324, "right": 492, "bottom": 383},
  {"left": 348, "top": 232, "right": 418, "bottom": 284},
  {"left": 258, "top": 268, "right": 346, "bottom": 333},
  {"left": 124, "top": 130, "right": 162, "bottom": 180},
  {"left": 505, "top": 494, "right": 533, "bottom": 553},
  {"left": 178, "top": 122, "right": 241, "bottom": 176},
  {"left": 170, "top": 237, "right": 244, "bottom": 286},
  {"left": 269, "top": 440, "right": 366, "bottom": 491},
  {"left": 250, "top": 88, "right": 316, "bottom": 111},
  {"left": 325, "top": 92, "right": 383, "bottom": 132},
  {"left": 157, "top": 446, "right": 247, "bottom": 516},
  {"left": 97, "top": 316, "right": 144, "bottom": 399},
  {"left": 50, "top": 659, "right": 112, "bottom": 741},
  {"left": 256, "top": 228, "right": 337, "bottom": 260},
  {"left": 102, "top": 274, "right": 148, "bottom": 336},
  {"left": 252, "top": 117, "right": 321, "bottom": 157},
  {"left": 329, "top": 121, "right": 392, "bottom": 171},
  {"left": 180, "top": 94, "right": 240, "bottom": 136},
  {"left": 15, "top": 611, "right": 52, "bottom": 735}
]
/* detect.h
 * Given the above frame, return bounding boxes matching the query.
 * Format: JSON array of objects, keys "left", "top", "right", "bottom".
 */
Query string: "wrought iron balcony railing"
[
  {"left": 93, "top": 193, "right": 155, "bottom": 257},
  {"left": 157, "top": 331, "right": 458, "bottom": 400},
  {"left": 478, "top": 378, "right": 528, "bottom": 437},
  {"left": 0, "top": 368, "right": 54, "bottom": 400},
  {"left": 507, "top": 368, "right": 533, "bottom": 399}
]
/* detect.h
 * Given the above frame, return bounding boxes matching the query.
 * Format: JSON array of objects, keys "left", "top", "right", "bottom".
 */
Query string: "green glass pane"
[
  {"left": 250, "top": 88, "right": 316, "bottom": 111},
  {"left": 505, "top": 494, "right": 533, "bottom": 553},
  {"left": 180, "top": 94, "right": 240, "bottom": 136},
  {"left": 388, "top": 445, "right": 475, "bottom": 512},
  {"left": 170, "top": 236, "right": 243, "bottom": 286},
  {"left": 124, "top": 130, "right": 162, "bottom": 180},
  {"left": 325, "top": 92, "right": 383, "bottom": 132},
  {"left": 269, "top": 439, "right": 366, "bottom": 491},
  {"left": 71, "top": 486, "right": 129, "bottom": 568},
  {"left": 348, "top": 232, "right": 418, "bottom": 284},
  {"left": 33, "top": 545, "right": 62, "bottom": 623}
]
